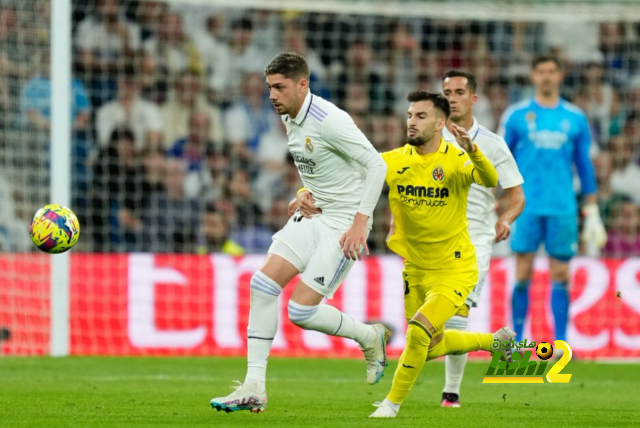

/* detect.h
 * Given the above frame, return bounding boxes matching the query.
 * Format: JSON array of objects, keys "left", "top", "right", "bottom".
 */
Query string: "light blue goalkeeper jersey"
[{"left": 499, "top": 98, "right": 597, "bottom": 216}]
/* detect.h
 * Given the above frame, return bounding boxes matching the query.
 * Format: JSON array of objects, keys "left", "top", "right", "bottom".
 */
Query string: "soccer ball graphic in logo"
[
  {"left": 29, "top": 204, "right": 80, "bottom": 254},
  {"left": 536, "top": 342, "right": 554, "bottom": 360}
]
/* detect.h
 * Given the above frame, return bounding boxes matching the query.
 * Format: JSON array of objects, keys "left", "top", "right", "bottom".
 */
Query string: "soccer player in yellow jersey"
[
  {"left": 291, "top": 90, "right": 516, "bottom": 418},
  {"left": 368, "top": 91, "right": 516, "bottom": 418}
]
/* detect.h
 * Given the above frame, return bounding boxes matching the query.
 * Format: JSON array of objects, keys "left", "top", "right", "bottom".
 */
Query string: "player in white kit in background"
[
  {"left": 439, "top": 70, "right": 525, "bottom": 407},
  {"left": 210, "top": 52, "right": 390, "bottom": 414}
]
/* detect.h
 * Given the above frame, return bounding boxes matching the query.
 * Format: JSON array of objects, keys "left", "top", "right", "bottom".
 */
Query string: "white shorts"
[
  {"left": 268, "top": 214, "right": 355, "bottom": 299},
  {"left": 466, "top": 237, "right": 493, "bottom": 307}
]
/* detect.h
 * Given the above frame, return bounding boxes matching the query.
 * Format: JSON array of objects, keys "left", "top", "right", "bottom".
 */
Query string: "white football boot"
[
  {"left": 493, "top": 326, "right": 517, "bottom": 364},
  {"left": 369, "top": 401, "right": 399, "bottom": 418},
  {"left": 210, "top": 381, "right": 267, "bottom": 414},
  {"left": 360, "top": 324, "right": 391, "bottom": 384}
]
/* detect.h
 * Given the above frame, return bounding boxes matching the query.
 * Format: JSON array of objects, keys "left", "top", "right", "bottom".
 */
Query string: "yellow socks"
[
  {"left": 387, "top": 320, "right": 432, "bottom": 404},
  {"left": 427, "top": 330, "right": 493, "bottom": 361}
]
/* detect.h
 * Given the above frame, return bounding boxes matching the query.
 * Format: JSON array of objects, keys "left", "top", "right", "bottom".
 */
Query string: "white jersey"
[
  {"left": 283, "top": 91, "right": 385, "bottom": 231},
  {"left": 442, "top": 118, "right": 524, "bottom": 242}
]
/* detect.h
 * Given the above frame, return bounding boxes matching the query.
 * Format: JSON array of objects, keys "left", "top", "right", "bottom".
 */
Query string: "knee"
[
  {"left": 251, "top": 271, "right": 283, "bottom": 299},
  {"left": 406, "top": 320, "right": 434, "bottom": 349},
  {"left": 287, "top": 300, "right": 318, "bottom": 329},
  {"left": 549, "top": 262, "right": 570, "bottom": 284}
]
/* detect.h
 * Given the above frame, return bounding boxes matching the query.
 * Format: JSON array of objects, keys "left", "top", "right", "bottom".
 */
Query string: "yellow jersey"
[{"left": 382, "top": 139, "right": 498, "bottom": 270}]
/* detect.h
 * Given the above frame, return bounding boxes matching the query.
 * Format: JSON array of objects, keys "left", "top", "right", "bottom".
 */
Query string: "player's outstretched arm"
[{"left": 451, "top": 124, "right": 498, "bottom": 188}]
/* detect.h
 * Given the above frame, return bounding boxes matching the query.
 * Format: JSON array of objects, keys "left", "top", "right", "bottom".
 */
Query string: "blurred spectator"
[
  {"left": 87, "top": 128, "right": 144, "bottom": 251},
  {"left": 19, "top": 54, "right": 91, "bottom": 186},
  {"left": 134, "top": 1, "right": 167, "bottom": 43},
  {"left": 197, "top": 204, "right": 244, "bottom": 255},
  {"left": 384, "top": 21, "right": 420, "bottom": 114},
  {"left": 281, "top": 21, "right": 331, "bottom": 99},
  {"left": 609, "top": 135, "right": 640, "bottom": 204},
  {"left": 599, "top": 22, "right": 631, "bottom": 87},
  {"left": 193, "top": 14, "right": 231, "bottom": 102},
  {"left": 602, "top": 200, "right": 640, "bottom": 258},
  {"left": 0, "top": 171, "right": 30, "bottom": 252},
  {"left": 221, "top": 17, "right": 266, "bottom": 104},
  {"left": 140, "top": 146, "right": 166, "bottom": 194},
  {"left": 232, "top": 198, "right": 290, "bottom": 253},
  {"left": 224, "top": 72, "right": 288, "bottom": 166},
  {"left": 545, "top": 21, "right": 602, "bottom": 64},
  {"left": 336, "top": 39, "right": 393, "bottom": 115},
  {"left": 623, "top": 111, "right": 640, "bottom": 152},
  {"left": 167, "top": 111, "right": 216, "bottom": 199},
  {"left": 226, "top": 169, "right": 262, "bottom": 228},
  {"left": 96, "top": 63, "right": 163, "bottom": 150},
  {"left": 74, "top": 0, "right": 141, "bottom": 106},
  {"left": 142, "top": 158, "right": 203, "bottom": 252},
  {"left": 579, "top": 62, "right": 616, "bottom": 145},
  {"left": 0, "top": 5, "right": 35, "bottom": 126},
  {"left": 162, "top": 71, "right": 224, "bottom": 148},
  {"left": 593, "top": 151, "right": 630, "bottom": 225},
  {"left": 203, "top": 144, "right": 231, "bottom": 203},
  {"left": 142, "top": 11, "right": 204, "bottom": 85}
]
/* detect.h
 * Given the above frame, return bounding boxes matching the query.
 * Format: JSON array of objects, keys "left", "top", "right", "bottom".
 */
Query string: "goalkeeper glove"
[{"left": 581, "top": 203, "right": 607, "bottom": 255}]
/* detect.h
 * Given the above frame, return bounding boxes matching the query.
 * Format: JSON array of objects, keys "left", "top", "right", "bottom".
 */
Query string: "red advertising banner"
[{"left": 1, "top": 254, "right": 639, "bottom": 358}]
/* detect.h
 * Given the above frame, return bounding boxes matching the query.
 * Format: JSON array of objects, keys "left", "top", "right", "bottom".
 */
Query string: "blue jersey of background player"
[{"left": 499, "top": 55, "right": 607, "bottom": 343}]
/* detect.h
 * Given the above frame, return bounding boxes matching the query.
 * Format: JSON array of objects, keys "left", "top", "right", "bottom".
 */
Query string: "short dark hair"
[
  {"left": 109, "top": 127, "right": 135, "bottom": 144},
  {"left": 406, "top": 90, "right": 450, "bottom": 119},
  {"left": 443, "top": 69, "right": 477, "bottom": 93},
  {"left": 232, "top": 17, "right": 253, "bottom": 32},
  {"left": 264, "top": 52, "right": 310, "bottom": 81},
  {"left": 532, "top": 54, "right": 562, "bottom": 70}
]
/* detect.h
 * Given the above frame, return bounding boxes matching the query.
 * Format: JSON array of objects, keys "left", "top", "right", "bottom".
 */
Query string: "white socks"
[
  {"left": 443, "top": 315, "right": 469, "bottom": 395},
  {"left": 245, "top": 271, "right": 282, "bottom": 389},
  {"left": 244, "top": 270, "right": 378, "bottom": 392},
  {"left": 288, "top": 300, "right": 377, "bottom": 347}
]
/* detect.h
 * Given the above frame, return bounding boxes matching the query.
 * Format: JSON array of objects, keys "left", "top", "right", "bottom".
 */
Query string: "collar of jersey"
[
  {"left": 442, "top": 117, "right": 480, "bottom": 142},
  {"left": 410, "top": 137, "right": 447, "bottom": 156},
  {"left": 289, "top": 91, "right": 313, "bottom": 124}
]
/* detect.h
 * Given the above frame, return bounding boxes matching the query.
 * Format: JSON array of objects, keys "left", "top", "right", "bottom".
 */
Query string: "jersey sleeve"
[
  {"left": 573, "top": 114, "right": 597, "bottom": 195},
  {"left": 460, "top": 145, "right": 499, "bottom": 188},
  {"left": 493, "top": 138, "right": 524, "bottom": 189},
  {"left": 322, "top": 110, "right": 373, "bottom": 160},
  {"left": 322, "top": 110, "right": 386, "bottom": 218}
]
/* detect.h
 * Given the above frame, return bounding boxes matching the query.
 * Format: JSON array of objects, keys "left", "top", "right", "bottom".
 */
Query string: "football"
[
  {"left": 29, "top": 204, "right": 81, "bottom": 254},
  {"left": 536, "top": 342, "right": 554, "bottom": 360}
]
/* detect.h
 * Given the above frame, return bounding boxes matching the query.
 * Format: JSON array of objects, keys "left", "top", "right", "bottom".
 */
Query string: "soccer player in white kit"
[
  {"left": 439, "top": 70, "right": 525, "bottom": 407},
  {"left": 210, "top": 52, "right": 390, "bottom": 414}
]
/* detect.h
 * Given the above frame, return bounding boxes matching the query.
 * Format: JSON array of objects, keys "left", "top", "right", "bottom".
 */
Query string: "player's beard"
[
  {"left": 407, "top": 129, "right": 434, "bottom": 147},
  {"left": 407, "top": 136, "right": 427, "bottom": 146}
]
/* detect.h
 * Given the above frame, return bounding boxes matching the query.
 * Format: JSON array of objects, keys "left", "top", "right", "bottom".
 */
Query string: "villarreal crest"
[{"left": 432, "top": 166, "right": 445, "bottom": 182}]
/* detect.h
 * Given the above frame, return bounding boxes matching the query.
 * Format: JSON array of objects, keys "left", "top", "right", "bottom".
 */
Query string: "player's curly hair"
[
  {"left": 264, "top": 52, "right": 310, "bottom": 81},
  {"left": 406, "top": 90, "right": 450, "bottom": 119}
]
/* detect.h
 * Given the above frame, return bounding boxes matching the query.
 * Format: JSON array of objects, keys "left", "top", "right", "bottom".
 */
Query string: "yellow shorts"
[{"left": 403, "top": 261, "right": 478, "bottom": 324}]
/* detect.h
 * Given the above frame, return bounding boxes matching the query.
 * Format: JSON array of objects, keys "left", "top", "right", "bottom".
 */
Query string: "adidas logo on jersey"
[{"left": 314, "top": 276, "right": 325, "bottom": 286}]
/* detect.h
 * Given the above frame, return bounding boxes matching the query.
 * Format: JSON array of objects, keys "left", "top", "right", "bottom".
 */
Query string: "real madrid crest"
[
  {"left": 305, "top": 138, "right": 314, "bottom": 154},
  {"left": 432, "top": 166, "right": 445, "bottom": 182}
]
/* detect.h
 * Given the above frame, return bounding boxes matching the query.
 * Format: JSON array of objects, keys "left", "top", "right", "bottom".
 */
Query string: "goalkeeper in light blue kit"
[{"left": 499, "top": 55, "right": 606, "bottom": 344}]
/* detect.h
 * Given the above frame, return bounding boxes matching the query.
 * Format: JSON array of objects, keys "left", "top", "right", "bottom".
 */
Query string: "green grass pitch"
[{"left": 1, "top": 357, "right": 639, "bottom": 427}]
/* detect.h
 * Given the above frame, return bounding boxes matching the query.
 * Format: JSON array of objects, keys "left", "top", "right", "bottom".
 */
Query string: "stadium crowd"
[{"left": 0, "top": 0, "right": 639, "bottom": 256}]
